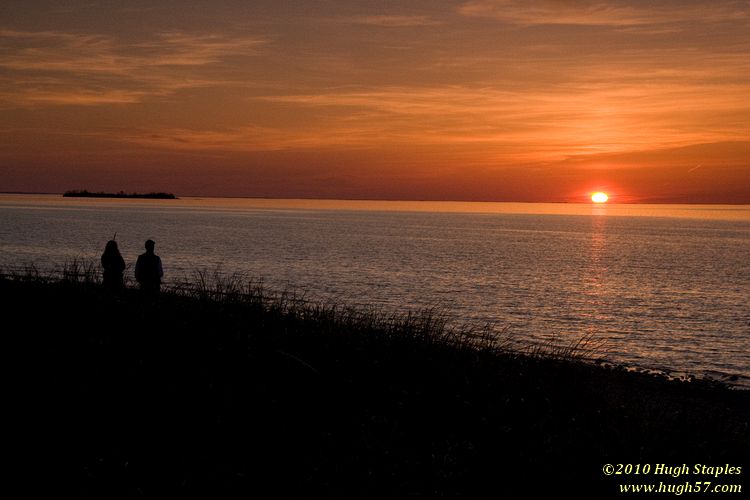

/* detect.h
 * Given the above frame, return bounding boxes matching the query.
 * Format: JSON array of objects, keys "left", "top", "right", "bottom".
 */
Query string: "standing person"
[
  {"left": 135, "top": 239, "right": 163, "bottom": 293},
  {"left": 101, "top": 240, "right": 126, "bottom": 290}
]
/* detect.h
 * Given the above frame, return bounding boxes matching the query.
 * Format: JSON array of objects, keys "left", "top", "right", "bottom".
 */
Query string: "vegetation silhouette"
[
  {"left": 63, "top": 190, "right": 177, "bottom": 199},
  {"left": 3, "top": 264, "right": 748, "bottom": 497}
]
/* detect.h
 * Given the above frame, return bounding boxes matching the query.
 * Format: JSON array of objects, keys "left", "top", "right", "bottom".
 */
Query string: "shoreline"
[
  {"left": 5, "top": 271, "right": 748, "bottom": 496},
  {"left": 1, "top": 263, "right": 747, "bottom": 390}
]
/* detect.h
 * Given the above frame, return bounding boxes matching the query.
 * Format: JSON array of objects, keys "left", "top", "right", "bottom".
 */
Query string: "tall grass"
[
  {"left": 59, "top": 257, "right": 100, "bottom": 284},
  {"left": 1, "top": 257, "right": 101, "bottom": 285},
  {"left": 2, "top": 261, "right": 603, "bottom": 363},
  {"left": 524, "top": 331, "right": 608, "bottom": 361},
  {"left": 172, "top": 269, "right": 532, "bottom": 355}
]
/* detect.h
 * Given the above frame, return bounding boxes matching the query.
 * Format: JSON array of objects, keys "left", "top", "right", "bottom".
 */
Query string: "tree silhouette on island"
[{"left": 63, "top": 189, "right": 177, "bottom": 199}]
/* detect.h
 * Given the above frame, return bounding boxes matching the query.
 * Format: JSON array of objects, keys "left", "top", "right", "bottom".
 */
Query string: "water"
[{"left": 1, "top": 194, "right": 749, "bottom": 386}]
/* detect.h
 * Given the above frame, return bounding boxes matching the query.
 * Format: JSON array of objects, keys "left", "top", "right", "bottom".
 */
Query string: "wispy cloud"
[
  {"left": 0, "top": 29, "right": 267, "bottom": 106},
  {"left": 119, "top": 124, "right": 381, "bottom": 152},
  {"left": 348, "top": 15, "right": 441, "bottom": 27},
  {"left": 104, "top": 73, "right": 749, "bottom": 166},
  {"left": 458, "top": 0, "right": 749, "bottom": 27},
  {"left": 257, "top": 80, "right": 749, "bottom": 161},
  {"left": 0, "top": 88, "right": 149, "bottom": 105}
]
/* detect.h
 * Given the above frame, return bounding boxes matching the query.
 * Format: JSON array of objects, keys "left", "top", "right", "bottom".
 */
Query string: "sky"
[{"left": 1, "top": 0, "right": 749, "bottom": 203}]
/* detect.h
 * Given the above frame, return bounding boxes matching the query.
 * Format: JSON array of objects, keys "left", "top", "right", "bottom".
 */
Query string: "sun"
[{"left": 591, "top": 192, "right": 609, "bottom": 203}]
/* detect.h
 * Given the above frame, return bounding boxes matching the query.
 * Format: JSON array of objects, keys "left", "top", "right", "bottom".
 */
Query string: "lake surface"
[{"left": 1, "top": 194, "right": 748, "bottom": 386}]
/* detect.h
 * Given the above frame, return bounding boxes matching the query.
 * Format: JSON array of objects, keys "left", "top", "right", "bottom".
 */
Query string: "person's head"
[
  {"left": 104, "top": 240, "right": 119, "bottom": 254},
  {"left": 145, "top": 239, "right": 155, "bottom": 252}
]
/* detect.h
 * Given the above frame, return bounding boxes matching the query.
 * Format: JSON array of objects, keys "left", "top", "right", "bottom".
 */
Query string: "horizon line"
[{"left": 1, "top": 191, "right": 749, "bottom": 206}]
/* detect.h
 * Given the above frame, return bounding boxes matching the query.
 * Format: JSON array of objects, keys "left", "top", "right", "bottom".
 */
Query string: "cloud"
[
  {"left": 0, "top": 29, "right": 267, "bottom": 106},
  {"left": 118, "top": 125, "right": 380, "bottom": 153},
  {"left": 2, "top": 6, "right": 747, "bottom": 174},
  {"left": 99, "top": 71, "right": 749, "bottom": 168},
  {"left": 348, "top": 15, "right": 441, "bottom": 27},
  {"left": 458, "top": 0, "right": 749, "bottom": 27},
  {"left": 257, "top": 80, "right": 750, "bottom": 161},
  {"left": 134, "top": 32, "right": 267, "bottom": 66},
  {"left": 0, "top": 88, "right": 148, "bottom": 105}
]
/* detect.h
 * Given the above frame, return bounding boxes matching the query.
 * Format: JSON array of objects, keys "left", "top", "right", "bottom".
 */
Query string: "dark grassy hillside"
[{"left": 4, "top": 273, "right": 747, "bottom": 498}]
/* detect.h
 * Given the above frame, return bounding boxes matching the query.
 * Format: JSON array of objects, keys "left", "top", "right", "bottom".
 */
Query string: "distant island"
[{"left": 63, "top": 190, "right": 177, "bottom": 199}]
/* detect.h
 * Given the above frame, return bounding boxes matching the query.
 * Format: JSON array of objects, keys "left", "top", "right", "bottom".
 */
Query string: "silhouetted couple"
[{"left": 101, "top": 239, "right": 163, "bottom": 292}]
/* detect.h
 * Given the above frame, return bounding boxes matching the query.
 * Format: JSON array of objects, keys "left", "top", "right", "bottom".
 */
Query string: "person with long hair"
[{"left": 101, "top": 239, "right": 126, "bottom": 290}]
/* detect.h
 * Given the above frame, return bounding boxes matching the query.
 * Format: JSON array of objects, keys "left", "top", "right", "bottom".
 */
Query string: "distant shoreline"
[
  {"left": 0, "top": 191, "right": 747, "bottom": 205},
  {"left": 62, "top": 190, "right": 177, "bottom": 199}
]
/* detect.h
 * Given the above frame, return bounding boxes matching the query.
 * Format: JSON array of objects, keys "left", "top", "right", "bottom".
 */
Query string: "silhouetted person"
[
  {"left": 101, "top": 240, "right": 126, "bottom": 290},
  {"left": 135, "top": 239, "right": 163, "bottom": 293}
]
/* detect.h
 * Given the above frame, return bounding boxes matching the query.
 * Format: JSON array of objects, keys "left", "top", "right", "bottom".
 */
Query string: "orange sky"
[{"left": 1, "top": 0, "right": 749, "bottom": 202}]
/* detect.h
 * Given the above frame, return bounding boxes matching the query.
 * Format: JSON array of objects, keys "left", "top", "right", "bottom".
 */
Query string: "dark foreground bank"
[{"left": 4, "top": 273, "right": 748, "bottom": 498}]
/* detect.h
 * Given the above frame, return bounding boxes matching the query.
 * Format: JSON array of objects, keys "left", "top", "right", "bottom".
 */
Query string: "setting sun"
[{"left": 591, "top": 192, "right": 609, "bottom": 203}]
